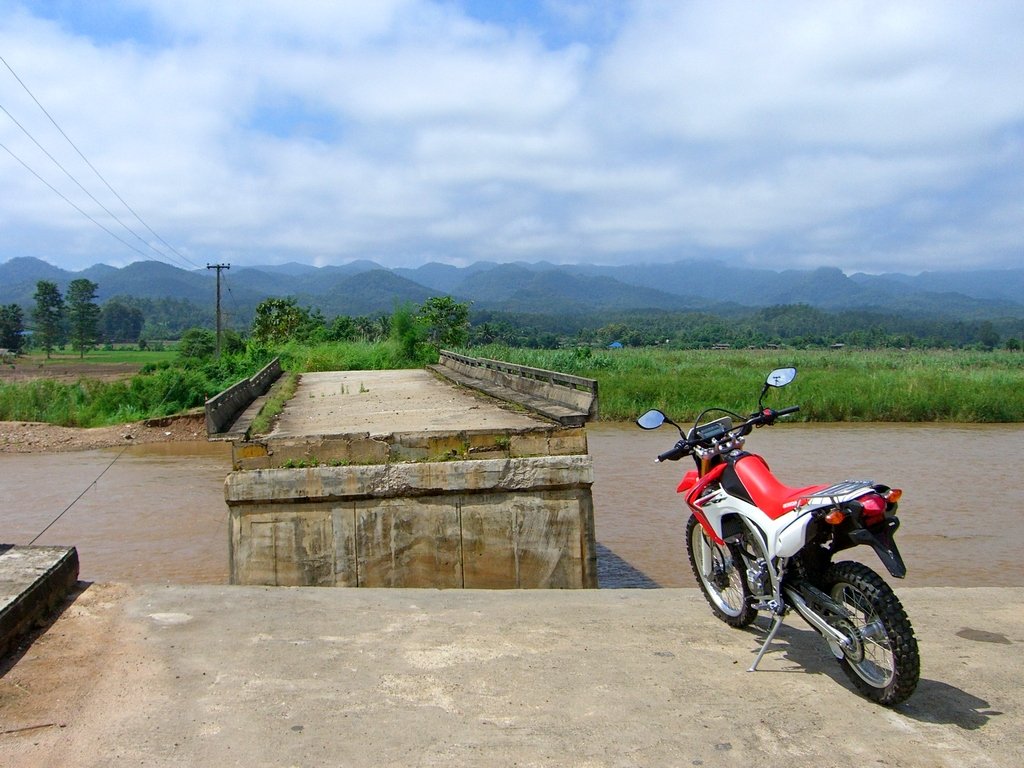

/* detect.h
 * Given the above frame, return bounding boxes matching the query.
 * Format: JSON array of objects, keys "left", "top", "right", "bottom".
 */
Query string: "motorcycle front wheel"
[
  {"left": 686, "top": 515, "right": 756, "bottom": 627},
  {"left": 824, "top": 561, "right": 920, "bottom": 706}
]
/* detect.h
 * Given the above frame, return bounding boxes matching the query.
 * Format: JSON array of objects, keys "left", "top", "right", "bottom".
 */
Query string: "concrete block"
[
  {"left": 354, "top": 497, "right": 463, "bottom": 588},
  {"left": 460, "top": 490, "right": 592, "bottom": 588},
  {"left": 227, "top": 456, "right": 596, "bottom": 588},
  {"left": 230, "top": 505, "right": 336, "bottom": 587},
  {"left": 1, "top": 545, "right": 79, "bottom": 657}
]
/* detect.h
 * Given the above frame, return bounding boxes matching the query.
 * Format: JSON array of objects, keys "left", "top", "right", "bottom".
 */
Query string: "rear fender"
[{"left": 846, "top": 518, "right": 907, "bottom": 578}]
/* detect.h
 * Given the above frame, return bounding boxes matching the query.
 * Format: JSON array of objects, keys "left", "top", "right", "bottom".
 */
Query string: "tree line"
[
  {"left": 4, "top": 278, "right": 1022, "bottom": 358},
  {"left": 1, "top": 279, "right": 148, "bottom": 357}
]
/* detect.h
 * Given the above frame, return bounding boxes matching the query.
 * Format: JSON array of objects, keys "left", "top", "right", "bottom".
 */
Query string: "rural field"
[
  {"left": 2, "top": 345, "right": 1023, "bottom": 430},
  {"left": 0, "top": 349, "right": 174, "bottom": 383}
]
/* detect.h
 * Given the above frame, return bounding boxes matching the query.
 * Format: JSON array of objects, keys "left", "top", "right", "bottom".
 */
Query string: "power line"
[
  {"left": 0, "top": 100, "right": 192, "bottom": 269},
  {"left": 0, "top": 53, "right": 202, "bottom": 270},
  {"left": 0, "top": 140, "right": 151, "bottom": 260}
]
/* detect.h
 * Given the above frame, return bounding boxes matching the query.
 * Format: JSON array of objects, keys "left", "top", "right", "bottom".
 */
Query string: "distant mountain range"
[{"left": 2, "top": 255, "right": 1023, "bottom": 322}]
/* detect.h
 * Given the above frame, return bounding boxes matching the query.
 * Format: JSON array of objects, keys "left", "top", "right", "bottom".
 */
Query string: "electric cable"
[
  {"left": 1, "top": 139, "right": 151, "bottom": 259},
  {"left": 0, "top": 100, "right": 188, "bottom": 269},
  {"left": 25, "top": 360, "right": 189, "bottom": 546},
  {"left": 0, "top": 53, "right": 202, "bottom": 270}
]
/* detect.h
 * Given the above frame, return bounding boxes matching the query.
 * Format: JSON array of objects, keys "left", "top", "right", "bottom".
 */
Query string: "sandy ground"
[
  {"left": 0, "top": 361, "right": 142, "bottom": 384},
  {"left": 0, "top": 413, "right": 208, "bottom": 454}
]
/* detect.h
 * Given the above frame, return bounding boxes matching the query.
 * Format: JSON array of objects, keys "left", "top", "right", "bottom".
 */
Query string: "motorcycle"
[{"left": 637, "top": 367, "right": 919, "bottom": 706}]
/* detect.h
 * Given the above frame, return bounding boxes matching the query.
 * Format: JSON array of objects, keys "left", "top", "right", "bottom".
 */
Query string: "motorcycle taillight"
[{"left": 860, "top": 494, "right": 887, "bottom": 525}]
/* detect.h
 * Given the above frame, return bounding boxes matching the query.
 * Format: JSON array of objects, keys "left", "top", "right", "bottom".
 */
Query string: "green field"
[
  {"left": 469, "top": 346, "right": 1024, "bottom": 423},
  {"left": 2, "top": 344, "right": 1022, "bottom": 427}
]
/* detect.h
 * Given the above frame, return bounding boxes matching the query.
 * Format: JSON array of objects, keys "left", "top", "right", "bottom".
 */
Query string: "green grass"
[
  {"left": 276, "top": 339, "right": 433, "bottom": 373},
  {"left": 5, "top": 343, "right": 1022, "bottom": 426},
  {"left": 14, "top": 348, "right": 177, "bottom": 368},
  {"left": 468, "top": 346, "right": 1024, "bottom": 423},
  {"left": 249, "top": 372, "right": 300, "bottom": 436}
]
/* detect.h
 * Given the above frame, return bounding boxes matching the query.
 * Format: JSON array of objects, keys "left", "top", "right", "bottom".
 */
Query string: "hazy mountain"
[
  {"left": 2, "top": 256, "right": 1022, "bottom": 321},
  {"left": 292, "top": 269, "right": 436, "bottom": 316},
  {"left": 393, "top": 261, "right": 500, "bottom": 293}
]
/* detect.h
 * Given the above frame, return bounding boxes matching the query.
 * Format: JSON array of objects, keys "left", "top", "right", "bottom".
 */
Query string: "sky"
[{"left": 1, "top": 0, "right": 1022, "bottom": 275}]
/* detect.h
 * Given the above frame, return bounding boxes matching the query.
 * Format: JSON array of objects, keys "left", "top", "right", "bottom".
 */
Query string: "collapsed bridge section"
[{"left": 224, "top": 357, "right": 598, "bottom": 588}]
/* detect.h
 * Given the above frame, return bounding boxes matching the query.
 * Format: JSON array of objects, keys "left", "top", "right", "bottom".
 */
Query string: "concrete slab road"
[{"left": 2, "top": 585, "right": 1022, "bottom": 767}]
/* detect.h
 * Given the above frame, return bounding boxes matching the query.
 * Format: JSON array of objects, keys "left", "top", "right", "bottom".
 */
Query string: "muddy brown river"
[{"left": 2, "top": 423, "right": 1021, "bottom": 587}]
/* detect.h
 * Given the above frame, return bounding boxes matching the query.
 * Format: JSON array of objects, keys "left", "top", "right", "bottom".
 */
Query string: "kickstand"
[{"left": 748, "top": 613, "right": 784, "bottom": 672}]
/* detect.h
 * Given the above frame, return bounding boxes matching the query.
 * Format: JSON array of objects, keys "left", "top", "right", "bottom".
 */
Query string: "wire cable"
[
  {"left": 0, "top": 100, "right": 187, "bottom": 268},
  {"left": 0, "top": 53, "right": 202, "bottom": 270},
  {"left": 24, "top": 352, "right": 192, "bottom": 546},
  {"left": 28, "top": 444, "right": 130, "bottom": 545},
  {"left": 1, "top": 139, "right": 151, "bottom": 259}
]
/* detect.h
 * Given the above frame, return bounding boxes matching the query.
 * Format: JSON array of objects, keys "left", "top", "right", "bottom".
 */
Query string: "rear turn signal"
[
  {"left": 823, "top": 509, "right": 846, "bottom": 525},
  {"left": 884, "top": 488, "right": 903, "bottom": 503}
]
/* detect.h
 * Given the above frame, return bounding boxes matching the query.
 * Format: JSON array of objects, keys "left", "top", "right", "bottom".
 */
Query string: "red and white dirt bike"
[{"left": 637, "top": 367, "right": 919, "bottom": 705}]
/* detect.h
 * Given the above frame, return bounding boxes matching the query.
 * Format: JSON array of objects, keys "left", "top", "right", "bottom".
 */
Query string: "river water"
[{"left": 2, "top": 423, "right": 1021, "bottom": 587}]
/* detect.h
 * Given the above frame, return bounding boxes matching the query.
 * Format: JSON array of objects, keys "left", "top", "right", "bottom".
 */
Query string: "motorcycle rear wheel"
[
  {"left": 824, "top": 561, "right": 920, "bottom": 706},
  {"left": 686, "top": 515, "right": 756, "bottom": 627}
]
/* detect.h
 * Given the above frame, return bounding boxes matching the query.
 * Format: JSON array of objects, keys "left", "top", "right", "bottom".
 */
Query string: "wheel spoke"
[{"left": 833, "top": 581, "right": 895, "bottom": 688}]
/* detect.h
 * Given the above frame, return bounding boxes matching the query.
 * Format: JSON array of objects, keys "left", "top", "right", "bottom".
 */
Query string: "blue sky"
[{"left": 1, "top": 0, "right": 1022, "bottom": 274}]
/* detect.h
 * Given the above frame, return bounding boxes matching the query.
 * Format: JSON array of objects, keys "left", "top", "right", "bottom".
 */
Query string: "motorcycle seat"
[{"left": 732, "top": 454, "right": 827, "bottom": 519}]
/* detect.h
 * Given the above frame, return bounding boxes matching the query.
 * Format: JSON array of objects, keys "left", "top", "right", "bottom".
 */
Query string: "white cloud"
[{"left": 0, "top": 0, "right": 1022, "bottom": 273}]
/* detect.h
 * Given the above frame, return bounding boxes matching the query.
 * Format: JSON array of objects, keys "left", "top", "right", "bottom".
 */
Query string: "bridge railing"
[
  {"left": 437, "top": 350, "right": 598, "bottom": 419},
  {"left": 205, "top": 357, "right": 282, "bottom": 435}
]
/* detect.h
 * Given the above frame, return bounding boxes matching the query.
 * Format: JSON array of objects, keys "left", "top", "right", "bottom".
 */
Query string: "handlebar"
[
  {"left": 654, "top": 405, "right": 800, "bottom": 462},
  {"left": 657, "top": 442, "right": 691, "bottom": 462}
]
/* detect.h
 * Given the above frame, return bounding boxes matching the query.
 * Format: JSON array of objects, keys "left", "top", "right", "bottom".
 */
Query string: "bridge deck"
[{"left": 270, "top": 369, "right": 549, "bottom": 439}]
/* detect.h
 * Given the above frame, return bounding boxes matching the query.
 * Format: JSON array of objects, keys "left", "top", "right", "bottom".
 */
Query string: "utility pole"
[{"left": 206, "top": 263, "right": 230, "bottom": 357}]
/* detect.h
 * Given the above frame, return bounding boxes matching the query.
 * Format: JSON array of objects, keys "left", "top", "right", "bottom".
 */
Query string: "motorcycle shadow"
[{"left": 740, "top": 618, "right": 996, "bottom": 728}]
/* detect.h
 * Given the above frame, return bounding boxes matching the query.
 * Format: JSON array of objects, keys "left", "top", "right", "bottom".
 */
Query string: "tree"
[
  {"left": 32, "top": 280, "right": 65, "bottom": 358},
  {"left": 417, "top": 296, "right": 470, "bottom": 349},
  {"left": 67, "top": 278, "right": 101, "bottom": 357},
  {"left": 251, "top": 298, "right": 317, "bottom": 346},
  {"left": 326, "top": 315, "right": 358, "bottom": 342},
  {"left": 0, "top": 304, "right": 25, "bottom": 353},
  {"left": 977, "top": 321, "right": 999, "bottom": 351},
  {"left": 101, "top": 299, "right": 145, "bottom": 343},
  {"left": 390, "top": 303, "right": 425, "bottom": 361},
  {"left": 178, "top": 327, "right": 216, "bottom": 360}
]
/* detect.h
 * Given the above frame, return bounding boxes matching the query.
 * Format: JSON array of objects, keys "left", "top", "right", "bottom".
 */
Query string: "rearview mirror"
[
  {"left": 636, "top": 409, "right": 667, "bottom": 430},
  {"left": 765, "top": 367, "right": 797, "bottom": 388}
]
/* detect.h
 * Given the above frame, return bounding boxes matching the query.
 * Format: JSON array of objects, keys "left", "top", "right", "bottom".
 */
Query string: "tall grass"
[
  {"left": 0, "top": 340, "right": 429, "bottom": 428},
  {"left": 0, "top": 366, "right": 213, "bottom": 427},
  {"left": 4, "top": 343, "right": 1021, "bottom": 426},
  {"left": 469, "top": 346, "right": 1024, "bottom": 422},
  {"left": 277, "top": 338, "right": 431, "bottom": 373}
]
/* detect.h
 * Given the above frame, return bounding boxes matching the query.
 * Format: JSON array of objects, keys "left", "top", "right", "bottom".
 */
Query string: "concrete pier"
[
  {"left": 0, "top": 545, "right": 78, "bottom": 657},
  {"left": 225, "top": 368, "right": 598, "bottom": 588}
]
